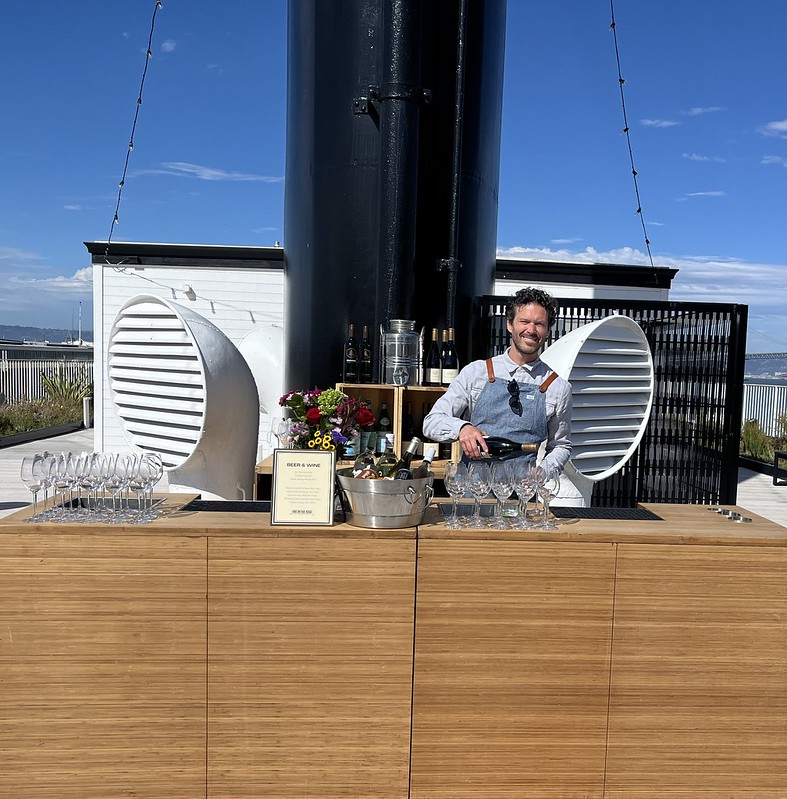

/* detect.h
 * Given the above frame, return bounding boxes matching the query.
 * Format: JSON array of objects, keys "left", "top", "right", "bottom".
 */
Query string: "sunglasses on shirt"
[{"left": 508, "top": 379, "right": 522, "bottom": 416}]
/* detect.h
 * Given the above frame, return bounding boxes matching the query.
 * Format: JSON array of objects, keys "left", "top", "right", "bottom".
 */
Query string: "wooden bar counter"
[{"left": 1, "top": 499, "right": 785, "bottom": 798}]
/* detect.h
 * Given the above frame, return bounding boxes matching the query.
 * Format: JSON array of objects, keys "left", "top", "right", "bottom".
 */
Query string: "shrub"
[
  {"left": 740, "top": 418, "right": 773, "bottom": 462},
  {"left": 0, "top": 399, "right": 84, "bottom": 436},
  {"left": 40, "top": 365, "right": 93, "bottom": 403}
]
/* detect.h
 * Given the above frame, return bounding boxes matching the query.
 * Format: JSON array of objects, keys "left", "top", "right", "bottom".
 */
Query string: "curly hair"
[{"left": 505, "top": 287, "right": 558, "bottom": 328}]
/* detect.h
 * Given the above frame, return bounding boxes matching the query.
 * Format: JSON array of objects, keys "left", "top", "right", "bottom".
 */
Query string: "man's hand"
[{"left": 458, "top": 424, "right": 488, "bottom": 459}]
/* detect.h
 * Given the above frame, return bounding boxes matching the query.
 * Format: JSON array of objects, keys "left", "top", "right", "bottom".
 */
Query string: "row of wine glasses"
[
  {"left": 20, "top": 450, "right": 164, "bottom": 524},
  {"left": 443, "top": 459, "right": 558, "bottom": 530}
]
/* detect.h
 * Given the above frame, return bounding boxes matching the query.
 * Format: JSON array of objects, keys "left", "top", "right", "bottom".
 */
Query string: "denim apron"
[{"left": 465, "top": 358, "right": 555, "bottom": 463}]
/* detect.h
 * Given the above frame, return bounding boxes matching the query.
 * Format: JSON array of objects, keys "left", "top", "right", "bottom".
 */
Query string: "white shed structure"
[
  {"left": 86, "top": 242, "right": 677, "bottom": 479},
  {"left": 87, "top": 242, "right": 285, "bottom": 463}
]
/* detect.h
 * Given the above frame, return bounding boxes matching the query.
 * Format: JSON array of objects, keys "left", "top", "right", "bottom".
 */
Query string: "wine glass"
[
  {"left": 37, "top": 453, "right": 56, "bottom": 520},
  {"left": 466, "top": 460, "right": 492, "bottom": 528},
  {"left": 48, "top": 453, "right": 72, "bottom": 520},
  {"left": 76, "top": 452, "right": 103, "bottom": 519},
  {"left": 511, "top": 458, "right": 536, "bottom": 529},
  {"left": 20, "top": 456, "right": 44, "bottom": 521},
  {"left": 139, "top": 452, "right": 164, "bottom": 520},
  {"left": 489, "top": 460, "right": 514, "bottom": 529},
  {"left": 271, "top": 418, "right": 293, "bottom": 449},
  {"left": 102, "top": 453, "right": 126, "bottom": 519},
  {"left": 443, "top": 461, "right": 468, "bottom": 529},
  {"left": 535, "top": 469, "right": 559, "bottom": 530}
]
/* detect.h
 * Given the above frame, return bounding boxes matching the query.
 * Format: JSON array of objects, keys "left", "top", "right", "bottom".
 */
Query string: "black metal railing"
[{"left": 470, "top": 297, "right": 748, "bottom": 506}]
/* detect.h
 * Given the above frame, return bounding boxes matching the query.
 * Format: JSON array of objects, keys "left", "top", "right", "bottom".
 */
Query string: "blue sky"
[{"left": 2, "top": 2, "right": 786, "bottom": 353}]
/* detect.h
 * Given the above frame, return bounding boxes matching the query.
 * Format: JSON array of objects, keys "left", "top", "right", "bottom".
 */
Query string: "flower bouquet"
[{"left": 278, "top": 388, "right": 376, "bottom": 456}]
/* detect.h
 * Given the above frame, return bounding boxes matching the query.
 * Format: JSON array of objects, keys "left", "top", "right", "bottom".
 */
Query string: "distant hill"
[
  {"left": 745, "top": 355, "right": 787, "bottom": 379},
  {"left": 0, "top": 324, "right": 93, "bottom": 345}
]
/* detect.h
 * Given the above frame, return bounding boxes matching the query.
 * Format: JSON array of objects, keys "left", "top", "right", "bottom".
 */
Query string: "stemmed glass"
[
  {"left": 271, "top": 418, "right": 293, "bottom": 449},
  {"left": 511, "top": 459, "right": 536, "bottom": 529},
  {"left": 103, "top": 453, "right": 127, "bottom": 519},
  {"left": 78, "top": 452, "right": 102, "bottom": 519},
  {"left": 466, "top": 460, "right": 492, "bottom": 528},
  {"left": 533, "top": 467, "right": 558, "bottom": 530},
  {"left": 130, "top": 453, "right": 164, "bottom": 521},
  {"left": 20, "top": 456, "right": 44, "bottom": 520},
  {"left": 48, "top": 453, "right": 72, "bottom": 520},
  {"left": 489, "top": 460, "right": 514, "bottom": 529},
  {"left": 443, "top": 461, "right": 468, "bottom": 529},
  {"left": 36, "top": 454, "right": 56, "bottom": 519}
]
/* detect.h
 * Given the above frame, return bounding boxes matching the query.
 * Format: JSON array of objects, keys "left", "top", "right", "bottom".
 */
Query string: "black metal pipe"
[
  {"left": 377, "top": 0, "right": 423, "bottom": 326},
  {"left": 444, "top": 0, "right": 469, "bottom": 331}
]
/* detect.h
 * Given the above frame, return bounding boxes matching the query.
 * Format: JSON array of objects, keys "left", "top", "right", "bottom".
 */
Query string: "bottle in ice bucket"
[
  {"left": 376, "top": 434, "right": 399, "bottom": 478},
  {"left": 392, "top": 437, "right": 423, "bottom": 480},
  {"left": 479, "top": 436, "right": 540, "bottom": 458},
  {"left": 409, "top": 446, "right": 436, "bottom": 480},
  {"left": 352, "top": 442, "right": 377, "bottom": 477}
]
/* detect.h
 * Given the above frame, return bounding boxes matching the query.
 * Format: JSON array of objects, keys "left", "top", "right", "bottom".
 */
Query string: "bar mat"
[
  {"left": 181, "top": 499, "right": 271, "bottom": 513},
  {"left": 551, "top": 506, "right": 663, "bottom": 521}
]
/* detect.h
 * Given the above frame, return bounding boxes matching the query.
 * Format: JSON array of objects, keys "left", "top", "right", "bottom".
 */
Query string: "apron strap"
[
  {"left": 488, "top": 359, "right": 560, "bottom": 392},
  {"left": 539, "top": 371, "right": 559, "bottom": 393}
]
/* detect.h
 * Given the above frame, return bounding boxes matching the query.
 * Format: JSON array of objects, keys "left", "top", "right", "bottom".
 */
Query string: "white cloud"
[
  {"left": 550, "top": 237, "right": 582, "bottom": 244},
  {"left": 685, "top": 106, "right": 724, "bottom": 116},
  {"left": 762, "top": 155, "right": 787, "bottom": 168},
  {"left": 760, "top": 119, "right": 787, "bottom": 139},
  {"left": 495, "top": 244, "right": 787, "bottom": 350},
  {"left": 0, "top": 258, "right": 93, "bottom": 328},
  {"left": 684, "top": 190, "right": 727, "bottom": 198},
  {"left": 137, "top": 162, "right": 284, "bottom": 182},
  {"left": 160, "top": 40, "right": 177, "bottom": 53},
  {"left": 682, "top": 152, "right": 725, "bottom": 163},
  {"left": 641, "top": 119, "right": 679, "bottom": 128},
  {"left": 63, "top": 204, "right": 83, "bottom": 211}
]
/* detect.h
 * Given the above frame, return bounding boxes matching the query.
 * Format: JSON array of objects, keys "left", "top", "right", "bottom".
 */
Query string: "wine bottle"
[
  {"left": 352, "top": 444, "right": 377, "bottom": 476},
  {"left": 359, "top": 325, "right": 373, "bottom": 383},
  {"left": 402, "top": 401, "right": 417, "bottom": 442},
  {"left": 376, "top": 434, "right": 399, "bottom": 477},
  {"left": 410, "top": 447, "right": 436, "bottom": 479},
  {"left": 441, "top": 327, "right": 459, "bottom": 385},
  {"left": 392, "top": 437, "right": 423, "bottom": 479},
  {"left": 424, "top": 327, "right": 442, "bottom": 386},
  {"left": 377, "top": 401, "right": 392, "bottom": 453},
  {"left": 478, "top": 436, "right": 540, "bottom": 458},
  {"left": 343, "top": 323, "right": 358, "bottom": 383}
]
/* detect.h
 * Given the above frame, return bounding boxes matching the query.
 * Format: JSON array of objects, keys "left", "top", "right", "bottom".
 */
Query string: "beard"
[{"left": 511, "top": 332, "right": 543, "bottom": 359}]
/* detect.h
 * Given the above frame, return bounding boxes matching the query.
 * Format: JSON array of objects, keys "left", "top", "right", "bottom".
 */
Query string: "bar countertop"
[{"left": 1, "top": 496, "right": 786, "bottom": 546}]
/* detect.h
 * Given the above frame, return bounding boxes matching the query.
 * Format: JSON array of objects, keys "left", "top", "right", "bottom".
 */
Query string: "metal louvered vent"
[
  {"left": 542, "top": 314, "right": 654, "bottom": 483},
  {"left": 108, "top": 300, "right": 206, "bottom": 468}
]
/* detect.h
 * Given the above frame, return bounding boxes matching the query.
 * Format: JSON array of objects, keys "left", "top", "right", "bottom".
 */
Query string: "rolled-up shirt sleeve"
[
  {"left": 421, "top": 361, "right": 485, "bottom": 442},
  {"left": 541, "top": 379, "right": 572, "bottom": 478}
]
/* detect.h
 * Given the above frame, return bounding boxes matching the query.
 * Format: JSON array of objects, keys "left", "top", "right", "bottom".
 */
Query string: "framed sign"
[{"left": 270, "top": 448, "right": 336, "bottom": 525}]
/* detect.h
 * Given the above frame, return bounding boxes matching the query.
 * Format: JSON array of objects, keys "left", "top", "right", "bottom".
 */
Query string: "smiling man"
[{"left": 423, "top": 287, "right": 572, "bottom": 475}]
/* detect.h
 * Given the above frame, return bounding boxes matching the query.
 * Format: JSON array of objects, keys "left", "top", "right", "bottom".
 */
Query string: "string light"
[
  {"left": 104, "top": 0, "right": 164, "bottom": 266},
  {"left": 609, "top": 0, "right": 654, "bottom": 267}
]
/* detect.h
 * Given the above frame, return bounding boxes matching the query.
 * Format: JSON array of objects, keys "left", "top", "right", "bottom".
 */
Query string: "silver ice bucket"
[{"left": 336, "top": 468, "right": 434, "bottom": 528}]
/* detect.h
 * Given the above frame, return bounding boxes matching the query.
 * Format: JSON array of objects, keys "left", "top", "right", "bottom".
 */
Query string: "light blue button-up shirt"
[{"left": 422, "top": 350, "right": 573, "bottom": 476}]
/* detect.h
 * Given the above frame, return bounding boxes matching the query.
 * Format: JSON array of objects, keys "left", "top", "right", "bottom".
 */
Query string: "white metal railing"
[
  {"left": 742, "top": 381, "right": 787, "bottom": 437},
  {"left": 0, "top": 358, "right": 94, "bottom": 404}
]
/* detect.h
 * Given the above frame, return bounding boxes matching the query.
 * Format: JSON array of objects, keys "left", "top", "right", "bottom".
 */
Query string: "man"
[{"left": 423, "top": 287, "right": 572, "bottom": 477}]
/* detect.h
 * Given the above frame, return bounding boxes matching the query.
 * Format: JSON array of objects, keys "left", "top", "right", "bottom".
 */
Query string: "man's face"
[{"left": 507, "top": 302, "right": 550, "bottom": 362}]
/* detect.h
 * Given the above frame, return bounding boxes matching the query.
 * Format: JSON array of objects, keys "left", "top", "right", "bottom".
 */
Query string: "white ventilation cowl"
[
  {"left": 108, "top": 294, "right": 259, "bottom": 500},
  {"left": 541, "top": 314, "right": 654, "bottom": 505}
]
